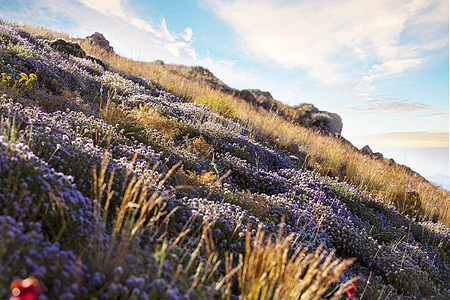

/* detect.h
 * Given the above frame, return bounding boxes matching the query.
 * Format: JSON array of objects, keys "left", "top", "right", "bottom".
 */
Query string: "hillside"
[
  {"left": 147, "top": 60, "right": 343, "bottom": 136},
  {"left": 0, "top": 20, "right": 449, "bottom": 299}
]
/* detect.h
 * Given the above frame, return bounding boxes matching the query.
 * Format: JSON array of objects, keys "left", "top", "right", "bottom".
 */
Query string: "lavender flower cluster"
[{"left": 0, "top": 19, "right": 448, "bottom": 299}]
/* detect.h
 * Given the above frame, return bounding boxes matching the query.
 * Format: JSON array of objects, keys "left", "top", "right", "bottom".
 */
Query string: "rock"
[
  {"left": 387, "top": 158, "right": 396, "bottom": 166},
  {"left": 239, "top": 89, "right": 257, "bottom": 106},
  {"left": 86, "top": 32, "right": 114, "bottom": 53},
  {"left": 339, "top": 136, "right": 359, "bottom": 151},
  {"left": 360, "top": 145, "right": 373, "bottom": 156},
  {"left": 86, "top": 54, "right": 107, "bottom": 69},
  {"left": 308, "top": 104, "right": 320, "bottom": 114},
  {"left": 50, "top": 37, "right": 107, "bottom": 69},
  {"left": 326, "top": 112, "right": 343, "bottom": 136},
  {"left": 261, "top": 99, "right": 272, "bottom": 110},
  {"left": 246, "top": 89, "right": 276, "bottom": 107},
  {"left": 50, "top": 38, "right": 86, "bottom": 58},
  {"left": 359, "top": 145, "right": 383, "bottom": 160},
  {"left": 371, "top": 152, "right": 384, "bottom": 160}
]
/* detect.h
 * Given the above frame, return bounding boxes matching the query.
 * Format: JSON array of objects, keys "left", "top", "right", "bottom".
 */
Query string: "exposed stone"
[
  {"left": 239, "top": 89, "right": 257, "bottom": 106},
  {"left": 50, "top": 38, "right": 86, "bottom": 58},
  {"left": 86, "top": 32, "right": 114, "bottom": 53},
  {"left": 387, "top": 158, "right": 396, "bottom": 166},
  {"left": 326, "top": 112, "right": 343, "bottom": 136},
  {"left": 371, "top": 152, "right": 384, "bottom": 160},
  {"left": 246, "top": 89, "right": 276, "bottom": 109},
  {"left": 360, "top": 145, "right": 373, "bottom": 156},
  {"left": 50, "top": 38, "right": 107, "bottom": 69},
  {"left": 261, "top": 99, "right": 272, "bottom": 110}
]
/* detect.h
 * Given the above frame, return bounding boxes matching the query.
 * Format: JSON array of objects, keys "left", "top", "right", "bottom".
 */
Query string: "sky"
[{"left": 1, "top": 0, "right": 449, "bottom": 182}]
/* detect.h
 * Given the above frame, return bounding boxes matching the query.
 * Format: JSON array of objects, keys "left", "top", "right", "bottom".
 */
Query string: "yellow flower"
[
  {"left": 1, "top": 73, "right": 6, "bottom": 79},
  {"left": 20, "top": 73, "right": 28, "bottom": 80},
  {"left": 29, "top": 73, "right": 37, "bottom": 81}
]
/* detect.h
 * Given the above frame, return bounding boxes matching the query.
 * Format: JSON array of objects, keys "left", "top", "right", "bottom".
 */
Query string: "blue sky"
[{"left": 1, "top": 0, "right": 449, "bottom": 180}]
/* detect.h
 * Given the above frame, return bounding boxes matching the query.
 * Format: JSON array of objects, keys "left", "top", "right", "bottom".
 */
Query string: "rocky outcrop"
[
  {"left": 148, "top": 60, "right": 343, "bottom": 135},
  {"left": 326, "top": 113, "right": 343, "bottom": 136},
  {"left": 152, "top": 61, "right": 235, "bottom": 93},
  {"left": 50, "top": 38, "right": 86, "bottom": 58},
  {"left": 86, "top": 32, "right": 114, "bottom": 53},
  {"left": 50, "top": 38, "right": 107, "bottom": 68},
  {"left": 238, "top": 89, "right": 343, "bottom": 135},
  {"left": 360, "top": 145, "right": 384, "bottom": 160},
  {"left": 49, "top": 32, "right": 341, "bottom": 136},
  {"left": 360, "top": 145, "right": 373, "bottom": 156},
  {"left": 358, "top": 145, "right": 431, "bottom": 185},
  {"left": 238, "top": 89, "right": 258, "bottom": 106},
  {"left": 244, "top": 89, "right": 279, "bottom": 110}
]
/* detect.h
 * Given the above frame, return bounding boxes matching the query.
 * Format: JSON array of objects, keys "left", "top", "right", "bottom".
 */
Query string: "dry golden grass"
[
  {"left": 98, "top": 99, "right": 129, "bottom": 125},
  {"left": 238, "top": 223, "right": 357, "bottom": 300},
  {"left": 191, "top": 135, "right": 214, "bottom": 159},
  {"left": 99, "top": 100, "right": 176, "bottom": 140},
  {"left": 74, "top": 40, "right": 212, "bottom": 102},
  {"left": 18, "top": 26, "right": 448, "bottom": 225},
  {"left": 129, "top": 103, "right": 176, "bottom": 140},
  {"left": 17, "top": 23, "right": 71, "bottom": 41},
  {"left": 176, "top": 168, "right": 218, "bottom": 187}
]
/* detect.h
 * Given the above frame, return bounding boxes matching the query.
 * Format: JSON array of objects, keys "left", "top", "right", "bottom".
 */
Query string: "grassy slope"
[
  {"left": 72, "top": 34, "right": 449, "bottom": 227},
  {"left": 0, "top": 21, "right": 449, "bottom": 299}
]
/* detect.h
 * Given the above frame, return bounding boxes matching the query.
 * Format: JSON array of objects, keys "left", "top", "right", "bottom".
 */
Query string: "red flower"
[
  {"left": 10, "top": 277, "right": 42, "bottom": 300},
  {"left": 346, "top": 282, "right": 356, "bottom": 297}
]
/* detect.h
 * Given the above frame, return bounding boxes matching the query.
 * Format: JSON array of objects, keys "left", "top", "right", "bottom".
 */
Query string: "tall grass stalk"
[
  {"left": 92, "top": 151, "right": 180, "bottom": 274},
  {"left": 238, "top": 222, "right": 357, "bottom": 300}
]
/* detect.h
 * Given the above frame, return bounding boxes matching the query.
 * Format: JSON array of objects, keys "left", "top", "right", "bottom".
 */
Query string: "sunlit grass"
[{"left": 238, "top": 223, "right": 357, "bottom": 300}]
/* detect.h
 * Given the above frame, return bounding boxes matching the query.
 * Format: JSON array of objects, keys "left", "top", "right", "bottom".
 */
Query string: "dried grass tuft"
[{"left": 238, "top": 223, "right": 357, "bottom": 300}]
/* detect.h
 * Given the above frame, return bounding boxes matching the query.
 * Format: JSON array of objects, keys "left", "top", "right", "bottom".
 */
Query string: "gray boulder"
[
  {"left": 360, "top": 145, "right": 384, "bottom": 160},
  {"left": 50, "top": 38, "right": 86, "bottom": 58},
  {"left": 360, "top": 145, "right": 373, "bottom": 156},
  {"left": 326, "top": 112, "right": 343, "bottom": 136},
  {"left": 86, "top": 32, "right": 114, "bottom": 53}
]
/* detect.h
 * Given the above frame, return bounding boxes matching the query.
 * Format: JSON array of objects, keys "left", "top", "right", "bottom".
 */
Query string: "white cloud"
[
  {"left": 1, "top": 0, "right": 200, "bottom": 63},
  {"left": 77, "top": 0, "right": 177, "bottom": 41},
  {"left": 206, "top": 0, "right": 448, "bottom": 88},
  {"left": 200, "top": 56, "right": 260, "bottom": 90},
  {"left": 363, "top": 58, "right": 425, "bottom": 82},
  {"left": 182, "top": 27, "right": 193, "bottom": 42},
  {"left": 77, "top": 0, "right": 127, "bottom": 20},
  {"left": 66, "top": 0, "right": 198, "bottom": 59},
  {"left": 165, "top": 41, "right": 198, "bottom": 59},
  {"left": 348, "top": 92, "right": 436, "bottom": 114},
  {"left": 349, "top": 101, "right": 434, "bottom": 114}
]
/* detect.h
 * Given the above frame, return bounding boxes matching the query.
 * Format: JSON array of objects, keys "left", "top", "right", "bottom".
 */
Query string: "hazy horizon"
[{"left": 374, "top": 146, "right": 449, "bottom": 184}]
